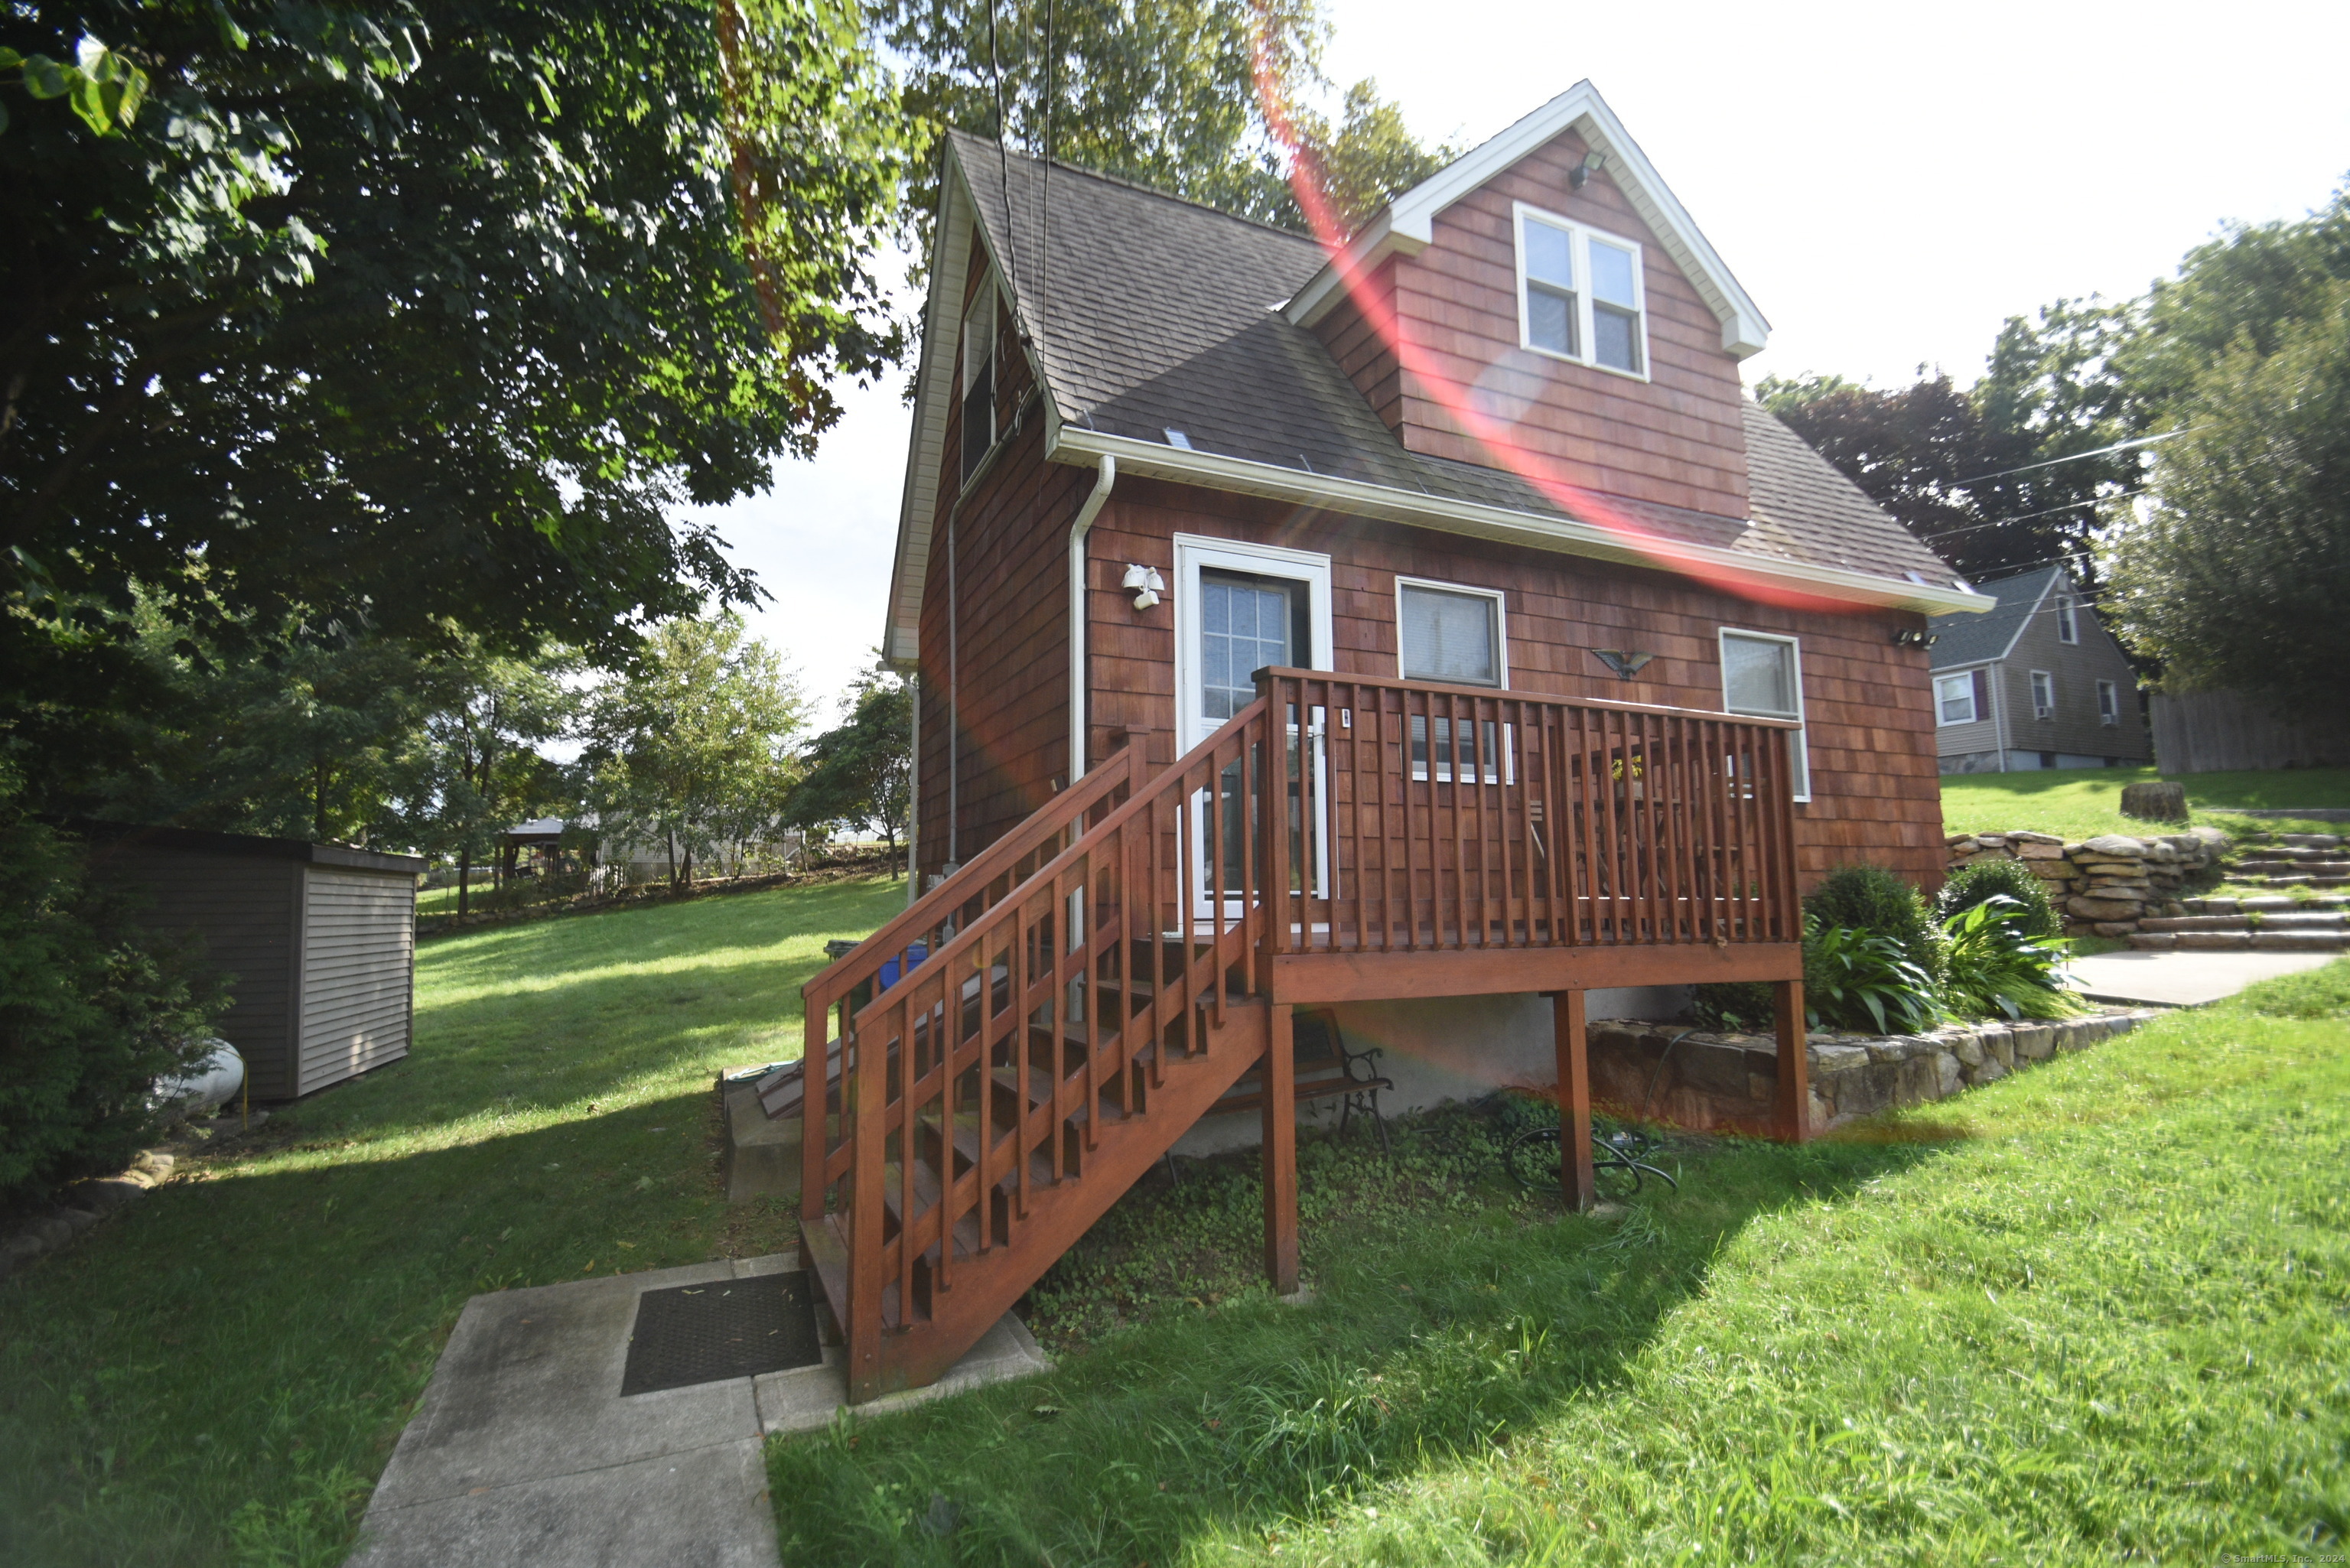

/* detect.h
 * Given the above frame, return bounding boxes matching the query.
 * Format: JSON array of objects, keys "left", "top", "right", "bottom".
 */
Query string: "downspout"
[
  {"left": 1995, "top": 662, "right": 2011, "bottom": 772},
  {"left": 1066, "top": 455, "right": 1118, "bottom": 782},
  {"left": 903, "top": 670, "right": 919, "bottom": 907}
]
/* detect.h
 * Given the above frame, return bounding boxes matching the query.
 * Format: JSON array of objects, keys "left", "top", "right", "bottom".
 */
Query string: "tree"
[
  {"left": 2, "top": 1, "right": 904, "bottom": 808},
  {"left": 786, "top": 659, "right": 912, "bottom": 874},
  {"left": 2101, "top": 278, "right": 2350, "bottom": 725},
  {"left": 579, "top": 615, "right": 806, "bottom": 886},
  {"left": 880, "top": 0, "right": 1445, "bottom": 239}
]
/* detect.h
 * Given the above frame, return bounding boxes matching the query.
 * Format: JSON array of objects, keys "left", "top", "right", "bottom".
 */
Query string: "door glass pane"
[
  {"left": 1400, "top": 586, "right": 1498, "bottom": 684},
  {"left": 1722, "top": 635, "right": 1795, "bottom": 717},
  {"left": 1200, "top": 573, "right": 1294, "bottom": 726}
]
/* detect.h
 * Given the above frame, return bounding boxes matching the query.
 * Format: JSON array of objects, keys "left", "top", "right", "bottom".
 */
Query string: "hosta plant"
[
  {"left": 1802, "top": 916, "right": 1940, "bottom": 1035},
  {"left": 1939, "top": 895, "right": 2083, "bottom": 1021}
]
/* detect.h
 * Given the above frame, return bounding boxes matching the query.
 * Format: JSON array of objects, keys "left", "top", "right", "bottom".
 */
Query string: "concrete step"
[
  {"left": 2183, "top": 893, "right": 2350, "bottom": 914},
  {"left": 2128, "top": 929, "right": 2350, "bottom": 952},
  {"left": 2137, "top": 912, "right": 2350, "bottom": 933}
]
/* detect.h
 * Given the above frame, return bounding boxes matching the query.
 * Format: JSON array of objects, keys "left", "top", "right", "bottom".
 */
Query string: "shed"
[{"left": 81, "top": 822, "right": 425, "bottom": 1100}]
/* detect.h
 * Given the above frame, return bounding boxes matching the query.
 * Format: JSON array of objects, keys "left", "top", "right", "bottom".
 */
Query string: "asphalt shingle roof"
[
  {"left": 955, "top": 132, "right": 1961, "bottom": 590},
  {"left": 1927, "top": 565, "right": 2061, "bottom": 667}
]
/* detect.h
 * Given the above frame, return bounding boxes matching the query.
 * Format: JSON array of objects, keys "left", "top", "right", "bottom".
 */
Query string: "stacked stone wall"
[{"left": 1942, "top": 827, "right": 2228, "bottom": 937}]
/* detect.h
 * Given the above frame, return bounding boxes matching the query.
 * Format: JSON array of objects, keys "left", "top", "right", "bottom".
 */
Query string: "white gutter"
[
  {"left": 1046, "top": 426, "right": 1996, "bottom": 618},
  {"left": 1065, "top": 455, "right": 1118, "bottom": 782}
]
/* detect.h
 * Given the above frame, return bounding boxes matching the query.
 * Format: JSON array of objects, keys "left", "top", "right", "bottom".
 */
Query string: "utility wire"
[
  {"left": 1919, "top": 489, "right": 2148, "bottom": 543},
  {"left": 1040, "top": 0, "right": 1053, "bottom": 337},
  {"left": 1947, "top": 429, "right": 2190, "bottom": 488},
  {"left": 985, "top": 0, "right": 1019, "bottom": 309}
]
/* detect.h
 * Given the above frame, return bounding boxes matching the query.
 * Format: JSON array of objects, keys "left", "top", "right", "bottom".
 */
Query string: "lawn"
[
  {"left": 1941, "top": 763, "right": 2350, "bottom": 840},
  {"left": 0, "top": 874, "right": 904, "bottom": 1568},
  {"left": 766, "top": 961, "right": 2350, "bottom": 1566}
]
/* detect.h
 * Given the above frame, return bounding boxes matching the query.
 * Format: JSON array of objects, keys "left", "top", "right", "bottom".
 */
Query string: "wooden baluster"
[
  {"left": 1669, "top": 716, "right": 1698, "bottom": 944},
  {"left": 1349, "top": 682, "right": 1371, "bottom": 955},
  {"left": 1542, "top": 703, "right": 1568, "bottom": 946},
  {"left": 1596, "top": 707, "right": 1625, "bottom": 944},
  {"left": 1401, "top": 688, "right": 1421, "bottom": 951},
  {"left": 898, "top": 995, "right": 917, "bottom": 1326},
  {"left": 1265, "top": 683, "right": 1293, "bottom": 961}
]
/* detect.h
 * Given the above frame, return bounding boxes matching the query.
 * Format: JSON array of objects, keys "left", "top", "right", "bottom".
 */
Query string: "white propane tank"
[{"left": 152, "top": 1039, "right": 245, "bottom": 1114}]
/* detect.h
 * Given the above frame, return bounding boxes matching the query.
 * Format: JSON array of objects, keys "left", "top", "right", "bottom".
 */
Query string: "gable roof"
[
  {"left": 1927, "top": 565, "right": 2063, "bottom": 668},
  {"left": 1281, "top": 81, "right": 1768, "bottom": 358},
  {"left": 886, "top": 122, "right": 1991, "bottom": 660}
]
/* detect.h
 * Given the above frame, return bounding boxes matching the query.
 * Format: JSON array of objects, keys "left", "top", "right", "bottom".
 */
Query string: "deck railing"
[{"left": 1253, "top": 669, "right": 1802, "bottom": 955}]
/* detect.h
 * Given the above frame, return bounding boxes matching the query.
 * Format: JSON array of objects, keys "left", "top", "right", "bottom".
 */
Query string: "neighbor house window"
[
  {"left": 959, "top": 280, "right": 998, "bottom": 484},
  {"left": 2098, "top": 678, "right": 2120, "bottom": 726},
  {"left": 1720, "top": 629, "right": 1808, "bottom": 802},
  {"left": 1935, "top": 670, "right": 1988, "bottom": 726},
  {"left": 1515, "top": 203, "right": 1647, "bottom": 377},
  {"left": 2055, "top": 593, "right": 2078, "bottom": 644},
  {"left": 1397, "top": 579, "right": 1505, "bottom": 686},
  {"left": 2031, "top": 670, "right": 2055, "bottom": 719}
]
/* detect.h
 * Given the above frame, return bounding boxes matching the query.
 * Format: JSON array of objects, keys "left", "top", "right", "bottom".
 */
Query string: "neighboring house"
[
  {"left": 815, "top": 83, "right": 1994, "bottom": 1402},
  {"left": 1925, "top": 566, "right": 2149, "bottom": 773}
]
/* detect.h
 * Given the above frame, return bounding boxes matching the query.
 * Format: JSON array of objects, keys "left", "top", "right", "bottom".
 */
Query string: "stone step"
[
  {"left": 2234, "top": 857, "right": 2350, "bottom": 874},
  {"left": 2136, "top": 912, "right": 2350, "bottom": 932},
  {"left": 2228, "top": 874, "right": 2350, "bottom": 889},
  {"left": 2182, "top": 893, "right": 2350, "bottom": 915},
  {"left": 2127, "top": 930, "right": 2350, "bottom": 952},
  {"left": 2274, "top": 834, "right": 2346, "bottom": 848}
]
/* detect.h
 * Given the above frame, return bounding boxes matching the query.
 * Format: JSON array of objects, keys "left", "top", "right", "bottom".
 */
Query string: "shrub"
[
  {"left": 1805, "top": 862, "right": 1947, "bottom": 984},
  {"left": 1938, "top": 857, "right": 2059, "bottom": 939},
  {"left": 1938, "top": 896, "right": 2081, "bottom": 1022},
  {"left": 1802, "top": 916, "right": 1939, "bottom": 1035},
  {"left": 0, "top": 786, "right": 225, "bottom": 1206},
  {"left": 1688, "top": 981, "right": 1775, "bottom": 1032}
]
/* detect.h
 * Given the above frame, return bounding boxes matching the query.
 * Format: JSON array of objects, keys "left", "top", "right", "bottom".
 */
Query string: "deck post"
[
  {"left": 1551, "top": 990, "right": 1595, "bottom": 1211},
  {"left": 1772, "top": 978, "right": 1811, "bottom": 1142},
  {"left": 1261, "top": 1002, "right": 1299, "bottom": 1294}
]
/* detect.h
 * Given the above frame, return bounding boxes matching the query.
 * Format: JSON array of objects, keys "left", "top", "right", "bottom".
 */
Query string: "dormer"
[{"left": 1287, "top": 83, "right": 1767, "bottom": 522}]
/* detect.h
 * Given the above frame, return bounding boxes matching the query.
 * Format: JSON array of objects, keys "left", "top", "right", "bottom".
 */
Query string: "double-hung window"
[
  {"left": 2031, "top": 670, "right": 2055, "bottom": 720},
  {"left": 1515, "top": 203, "right": 1647, "bottom": 377},
  {"left": 2098, "top": 678, "right": 2120, "bottom": 726},
  {"left": 2055, "top": 593, "right": 2078, "bottom": 644},
  {"left": 1398, "top": 579, "right": 1507, "bottom": 783},
  {"left": 1935, "top": 671, "right": 1984, "bottom": 726},
  {"left": 1720, "top": 629, "right": 1808, "bottom": 802},
  {"left": 959, "top": 281, "right": 998, "bottom": 484}
]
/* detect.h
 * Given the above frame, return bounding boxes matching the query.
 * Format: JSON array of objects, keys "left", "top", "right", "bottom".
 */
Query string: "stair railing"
[{"left": 806, "top": 698, "right": 1272, "bottom": 1399}]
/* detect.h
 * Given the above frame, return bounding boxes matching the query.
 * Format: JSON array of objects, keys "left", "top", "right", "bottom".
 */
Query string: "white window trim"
[
  {"left": 1512, "top": 200, "right": 1652, "bottom": 383},
  {"left": 1717, "top": 628, "right": 1810, "bottom": 804},
  {"left": 2097, "top": 678, "right": 2120, "bottom": 725},
  {"left": 2055, "top": 593, "right": 2078, "bottom": 645},
  {"left": 2030, "top": 669, "right": 2055, "bottom": 721},
  {"left": 1934, "top": 670, "right": 1979, "bottom": 727},
  {"left": 959, "top": 271, "right": 1000, "bottom": 481},
  {"left": 1171, "top": 534, "right": 1333, "bottom": 755},
  {"left": 1393, "top": 575, "right": 1509, "bottom": 688}
]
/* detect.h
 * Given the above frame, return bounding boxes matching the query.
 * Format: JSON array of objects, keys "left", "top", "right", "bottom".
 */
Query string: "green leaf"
[
  {"left": 22, "top": 54, "right": 73, "bottom": 100},
  {"left": 213, "top": 2, "right": 252, "bottom": 50}
]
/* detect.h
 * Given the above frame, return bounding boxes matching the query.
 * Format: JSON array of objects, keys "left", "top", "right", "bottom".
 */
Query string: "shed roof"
[{"left": 73, "top": 819, "right": 425, "bottom": 875}]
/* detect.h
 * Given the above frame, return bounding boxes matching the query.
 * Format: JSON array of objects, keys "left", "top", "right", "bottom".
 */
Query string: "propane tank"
[{"left": 152, "top": 1039, "right": 245, "bottom": 1114}]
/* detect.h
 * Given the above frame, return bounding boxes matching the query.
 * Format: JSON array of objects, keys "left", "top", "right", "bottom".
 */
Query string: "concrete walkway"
[
  {"left": 2065, "top": 948, "right": 2335, "bottom": 1008},
  {"left": 349, "top": 1254, "right": 1050, "bottom": 1566}
]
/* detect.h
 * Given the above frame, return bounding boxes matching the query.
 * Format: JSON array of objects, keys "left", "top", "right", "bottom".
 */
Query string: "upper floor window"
[
  {"left": 2055, "top": 592, "right": 2078, "bottom": 644},
  {"left": 2098, "top": 679, "right": 2120, "bottom": 726},
  {"left": 960, "top": 281, "right": 998, "bottom": 484},
  {"left": 1720, "top": 629, "right": 1809, "bottom": 802},
  {"left": 1397, "top": 578, "right": 1505, "bottom": 687},
  {"left": 1515, "top": 203, "right": 1647, "bottom": 378}
]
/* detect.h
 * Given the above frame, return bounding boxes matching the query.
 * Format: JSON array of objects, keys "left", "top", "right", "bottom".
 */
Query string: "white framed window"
[
  {"left": 2098, "top": 678, "right": 2120, "bottom": 726},
  {"left": 1395, "top": 577, "right": 1506, "bottom": 687},
  {"left": 2031, "top": 670, "right": 2055, "bottom": 719},
  {"left": 2055, "top": 593, "right": 2078, "bottom": 644},
  {"left": 959, "top": 278, "right": 999, "bottom": 484},
  {"left": 1514, "top": 202, "right": 1649, "bottom": 379},
  {"left": 1719, "top": 629, "right": 1809, "bottom": 802},
  {"left": 1935, "top": 672, "right": 1978, "bottom": 726}
]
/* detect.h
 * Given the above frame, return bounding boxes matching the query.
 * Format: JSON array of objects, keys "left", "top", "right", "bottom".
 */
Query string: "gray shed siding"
[{"left": 297, "top": 866, "right": 416, "bottom": 1092}]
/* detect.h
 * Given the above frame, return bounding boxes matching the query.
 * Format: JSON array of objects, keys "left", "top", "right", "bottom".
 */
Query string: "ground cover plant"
[
  {"left": 766, "top": 960, "right": 2350, "bottom": 1566},
  {"left": 0, "top": 874, "right": 903, "bottom": 1568},
  {"left": 1941, "top": 763, "right": 2350, "bottom": 840}
]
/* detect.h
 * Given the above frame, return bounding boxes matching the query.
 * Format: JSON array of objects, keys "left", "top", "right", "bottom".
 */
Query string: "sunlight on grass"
[{"left": 1942, "top": 763, "right": 2350, "bottom": 840}]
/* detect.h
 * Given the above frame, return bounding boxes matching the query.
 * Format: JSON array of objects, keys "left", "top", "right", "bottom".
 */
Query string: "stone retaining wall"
[
  {"left": 1587, "top": 1010, "right": 2160, "bottom": 1137},
  {"left": 1943, "top": 827, "right": 2228, "bottom": 937}
]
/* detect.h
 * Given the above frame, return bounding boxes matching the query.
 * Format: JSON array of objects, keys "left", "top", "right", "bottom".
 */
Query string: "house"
[
  {"left": 807, "top": 82, "right": 1993, "bottom": 1400},
  {"left": 1925, "top": 565, "right": 2149, "bottom": 773}
]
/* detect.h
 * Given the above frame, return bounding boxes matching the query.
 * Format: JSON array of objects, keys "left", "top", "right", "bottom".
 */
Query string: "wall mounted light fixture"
[
  {"left": 1590, "top": 648, "right": 1654, "bottom": 681},
  {"left": 1891, "top": 627, "right": 1938, "bottom": 648},
  {"left": 1121, "top": 564, "right": 1164, "bottom": 611},
  {"left": 1569, "top": 150, "right": 1607, "bottom": 190}
]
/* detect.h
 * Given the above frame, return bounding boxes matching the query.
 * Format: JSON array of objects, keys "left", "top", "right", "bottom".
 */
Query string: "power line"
[
  {"left": 985, "top": 0, "right": 1018, "bottom": 305},
  {"left": 1919, "top": 489, "right": 2148, "bottom": 543},
  {"left": 1040, "top": 0, "right": 1053, "bottom": 336},
  {"left": 1948, "top": 429, "right": 2190, "bottom": 488}
]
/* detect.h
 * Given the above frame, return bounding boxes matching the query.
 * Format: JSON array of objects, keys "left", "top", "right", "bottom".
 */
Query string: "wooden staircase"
[{"left": 798, "top": 668, "right": 1811, "bottom": 1403}]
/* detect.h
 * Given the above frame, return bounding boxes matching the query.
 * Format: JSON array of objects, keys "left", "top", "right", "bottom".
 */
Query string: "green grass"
[
  {"left": 0, "top": 874, "right": 903, "bottom": 1568},
  {"left": 1941, "top": 764, "right": 2350, "bottom": 841},
  {"left": 767, "top": 962, "right": 2350, "bottom": 1566}
]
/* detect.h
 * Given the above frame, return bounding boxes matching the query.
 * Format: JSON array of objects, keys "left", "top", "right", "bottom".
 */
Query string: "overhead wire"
[
  {"left": 1918, "top": 489, "right": 2148, "bottom": 543},
  {"left": 1946, "top": 429, "right": 2192, "bottom": 488}
]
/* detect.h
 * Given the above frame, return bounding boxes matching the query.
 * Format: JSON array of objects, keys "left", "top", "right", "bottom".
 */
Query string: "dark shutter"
[{"left": 1971, "top": 668, "right": 1990, "bottom": 719}]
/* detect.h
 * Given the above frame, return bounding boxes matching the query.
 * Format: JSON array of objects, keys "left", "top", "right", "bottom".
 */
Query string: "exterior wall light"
[
  {"left": 1590, "top": 648, "right": 1653, "bottom": 680},
  {"left": 1121, "top": 564, "right": 1164, "bottom": 610},
  {"left": 1891, "top": 628, "right": 1938, "bottom": 648},
  {"left": 1569, "top": 151, "right": 1607, "bottom": 190}
]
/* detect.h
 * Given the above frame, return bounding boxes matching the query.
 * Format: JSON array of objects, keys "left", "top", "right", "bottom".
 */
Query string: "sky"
[{"left": 688, "top": 0, "right": 2350, "bottom": 720}]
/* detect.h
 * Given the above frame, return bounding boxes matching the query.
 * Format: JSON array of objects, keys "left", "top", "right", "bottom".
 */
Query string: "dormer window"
[
  {"left": 960, "top": 280, "right": 998, "bottom": 484},
  {"left": 1515, "top": 203, "right": 1647, "bottom": 378}
]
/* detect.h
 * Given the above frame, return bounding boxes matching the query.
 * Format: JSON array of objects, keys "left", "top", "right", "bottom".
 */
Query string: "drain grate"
[{"left": 620, "top": 1270, "right": 822, "bottom": 1396}]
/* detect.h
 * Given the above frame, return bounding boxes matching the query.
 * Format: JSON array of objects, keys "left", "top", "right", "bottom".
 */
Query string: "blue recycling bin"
[{"left": 877, "top": 942, "right": 928, "bottom": 989}]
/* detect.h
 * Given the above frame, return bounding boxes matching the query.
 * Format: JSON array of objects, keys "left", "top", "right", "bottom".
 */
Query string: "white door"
[{"left": 1171, "top": 536, "right": 1334, "bottom": 916}]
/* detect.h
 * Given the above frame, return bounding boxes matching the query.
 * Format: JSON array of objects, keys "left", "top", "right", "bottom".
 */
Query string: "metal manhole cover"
[{"left": 620, "top": 1270, "right": 822, "bottom": 1396}]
